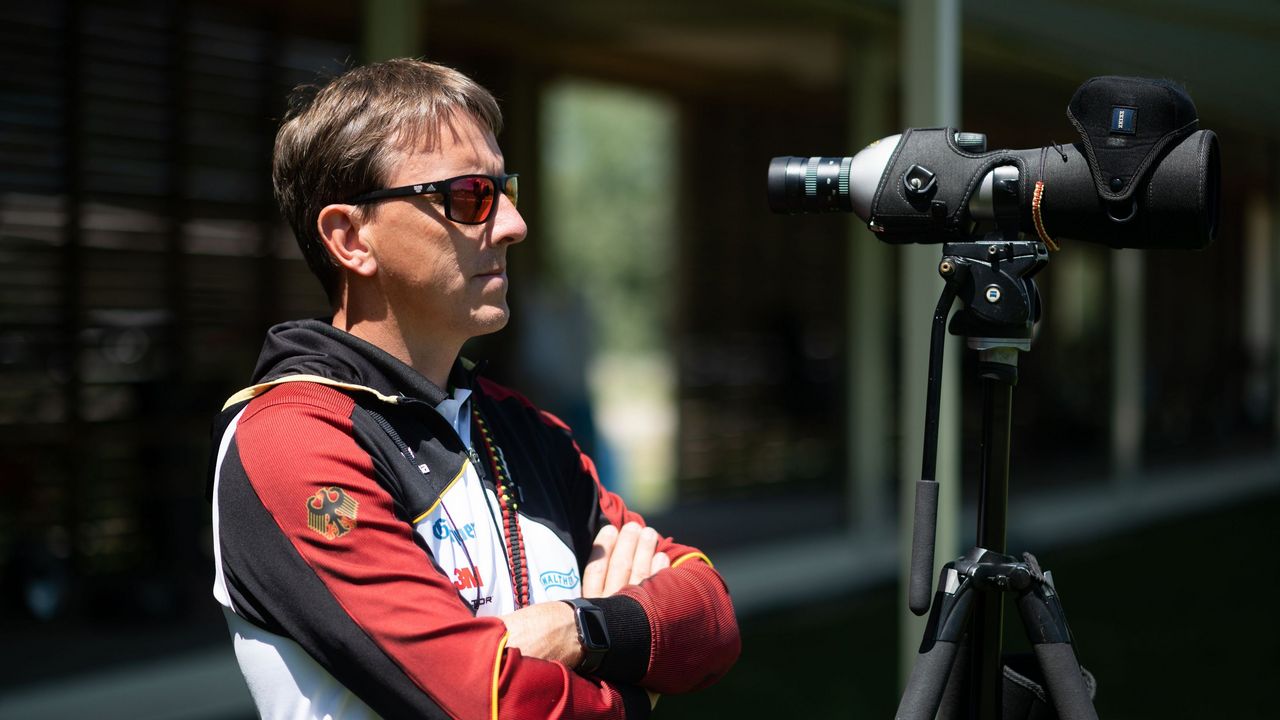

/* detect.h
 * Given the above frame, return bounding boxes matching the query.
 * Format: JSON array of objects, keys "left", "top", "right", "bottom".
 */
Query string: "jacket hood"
[{"left": 251, "top": 319, "right": 474, "bottom": 407}]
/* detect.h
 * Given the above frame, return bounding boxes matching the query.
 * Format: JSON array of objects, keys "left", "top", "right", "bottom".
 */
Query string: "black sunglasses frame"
[{"left": 346, "top": 173, "right": 519, "bottom": 225}]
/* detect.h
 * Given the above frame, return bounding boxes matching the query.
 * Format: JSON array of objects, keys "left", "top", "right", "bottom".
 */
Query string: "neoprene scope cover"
[{"left": 1067, "top": 76, "right": 1199, "bottom": 203}]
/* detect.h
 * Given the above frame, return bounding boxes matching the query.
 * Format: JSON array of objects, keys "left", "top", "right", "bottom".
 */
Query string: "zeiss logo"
[
  {"left": 1110, "top": 106, "right": 1137, "bottom": 135},
  {"left": 433, "top": 519, "right": 477, "bottom": 545},
  {"left": 539, "top": 568, "right": 580, "bottom": 591}
]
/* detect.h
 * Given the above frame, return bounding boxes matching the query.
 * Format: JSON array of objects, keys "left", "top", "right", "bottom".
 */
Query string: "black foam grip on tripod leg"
[
  {"left": 909, "top": 479, "right": 940, "bottom": 615},
  {"left": 895, "top": 639, "right": 959, "bottom": 720},
  {"left": 1033, "top": 643, "right": 1099, "bottom": 720}
]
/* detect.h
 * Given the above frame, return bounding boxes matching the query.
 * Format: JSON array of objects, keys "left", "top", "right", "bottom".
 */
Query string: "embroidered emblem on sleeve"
[{"left": 307, "top": 486, "right": 359, "bottom": 539}]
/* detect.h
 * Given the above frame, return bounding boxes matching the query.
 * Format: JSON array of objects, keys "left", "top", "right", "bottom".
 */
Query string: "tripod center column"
[{"left": 975, "top": 347, "right": 1019, "bottom": 553}]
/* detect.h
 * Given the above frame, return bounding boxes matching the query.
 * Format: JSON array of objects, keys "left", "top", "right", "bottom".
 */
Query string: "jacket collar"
[{"left": 244, "top": 319, "right": 478, "bottom": 407}]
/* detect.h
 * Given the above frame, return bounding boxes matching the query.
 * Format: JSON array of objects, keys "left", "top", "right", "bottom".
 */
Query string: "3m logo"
[
  {"left": 453, "top": 565, "right": 484, "bottom": 590},
  {"left": 306, "top": 487, "right": 358, "bottom": 540},
  {"left": 1110, "top": 106, "right": 1137, "bottom": 135}
]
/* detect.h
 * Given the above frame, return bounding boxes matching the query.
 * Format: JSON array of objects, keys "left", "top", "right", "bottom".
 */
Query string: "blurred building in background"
[{"left": 1, "top": 0, "right": 1277, "bottom": 716}]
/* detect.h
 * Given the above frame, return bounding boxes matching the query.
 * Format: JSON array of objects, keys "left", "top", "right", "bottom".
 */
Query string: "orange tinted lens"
[
  {"left": 449, "top": 176, "right": 495, "bottom": 222},
  {"left": 504, "top": 175, "right": 519, "bottom": 207}
]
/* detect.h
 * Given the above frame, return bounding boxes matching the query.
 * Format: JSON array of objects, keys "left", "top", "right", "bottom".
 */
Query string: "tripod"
[{"left": 895, "top": 237, "right": 1099, "bottom": 720}]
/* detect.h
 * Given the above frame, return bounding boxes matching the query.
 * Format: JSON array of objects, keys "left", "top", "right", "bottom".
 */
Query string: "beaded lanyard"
[
  {"left": 1033, "top": 143, "right": 1068, "bottom": 253},
  {"left": 471, "top": 406, "right": 531, "bottom": 608}
]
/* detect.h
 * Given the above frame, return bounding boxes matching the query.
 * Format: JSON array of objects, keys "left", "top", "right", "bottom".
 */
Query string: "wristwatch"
[{"left": 561, "top": 597, "right": 611, "bottom": 674}]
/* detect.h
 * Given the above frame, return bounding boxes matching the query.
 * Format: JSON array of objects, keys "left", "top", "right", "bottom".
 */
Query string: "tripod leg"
[
  {"left": 898, "top": 639, "right": 961, "bottom": 720},
  {"left": 934, "top": 637, "right": 968, "bottom": 720},
  {"left": 1016, "top": 564, "right": 1098, "bottom": 720},
  {"left": 1031, "top": 644, "right": 1097, "bottom": 720},
  {"left": 897, "top": 568, "right": 973, "bottom": 720}
]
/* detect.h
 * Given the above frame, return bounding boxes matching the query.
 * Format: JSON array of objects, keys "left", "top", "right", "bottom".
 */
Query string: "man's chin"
[{"left": 468, "top": 307, "right": 511, "bottom": 337}]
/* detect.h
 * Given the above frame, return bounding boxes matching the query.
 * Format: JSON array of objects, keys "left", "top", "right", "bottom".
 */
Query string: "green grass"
[{"left": 658, "top": 490, "right": 1280, "bottom": 718}]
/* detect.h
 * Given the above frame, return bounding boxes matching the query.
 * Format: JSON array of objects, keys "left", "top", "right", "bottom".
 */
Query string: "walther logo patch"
[
  {"left": 307, "top": 486, "right": 359, "bottom": 539},
  {"left": 1110, "top": 106, "right": 1137, "bottom": 135},
  {"left": 539, "top": 568, "right": 580, "bottom": 591}
]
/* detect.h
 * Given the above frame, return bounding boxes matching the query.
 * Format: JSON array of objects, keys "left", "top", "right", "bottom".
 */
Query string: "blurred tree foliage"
[{"left": 541, "top": 81, "right": 677, "bottom": 355}]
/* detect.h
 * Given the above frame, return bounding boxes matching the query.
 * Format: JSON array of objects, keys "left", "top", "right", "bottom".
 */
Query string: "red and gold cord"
[
  {"left": 473, "top": 408, "right": 531, "bottom": 608},
  {"left": 1032, "top": 180, "right": 1059, "bottom": 252}
]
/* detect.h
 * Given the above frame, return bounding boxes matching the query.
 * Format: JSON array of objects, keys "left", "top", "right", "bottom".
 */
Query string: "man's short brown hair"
[{"left": 273, "top": 59, "right": 503, "bottom": 304}]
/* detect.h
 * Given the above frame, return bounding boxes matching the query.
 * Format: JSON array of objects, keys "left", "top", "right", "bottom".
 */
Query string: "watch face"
[{"left": 579, "top": 606, "right": 610, "bottom": 651}]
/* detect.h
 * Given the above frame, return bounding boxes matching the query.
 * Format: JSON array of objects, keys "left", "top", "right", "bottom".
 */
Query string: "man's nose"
[{"left": 493, "top": 193, "right": 527, "bottom": 245}]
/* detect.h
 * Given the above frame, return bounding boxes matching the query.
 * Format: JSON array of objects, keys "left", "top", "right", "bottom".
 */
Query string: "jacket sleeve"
[
  {"left": 546, "top": 413, "right": 742, "bottom": 695},
  {"left": 215, "top": 384, "right": 651, "bottom": 720}
]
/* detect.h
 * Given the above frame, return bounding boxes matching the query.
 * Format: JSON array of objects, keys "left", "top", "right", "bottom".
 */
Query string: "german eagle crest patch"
[{"left": 307, "top": 486, "right": 359, "bottom": 539}]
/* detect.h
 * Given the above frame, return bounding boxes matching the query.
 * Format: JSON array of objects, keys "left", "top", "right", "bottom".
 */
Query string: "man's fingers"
[
  {"left": 582, "top": 524, "right": 617, "bottom": 597},
  {"left": 649, "top": 550, "right": 670, "bottom": 575},
  {"left": 603, "top": 522, "right": 642, "bottom": 595},
  {"left": 584, "top": 523, "right": 666, "bottom": 596},
  {"left": 629, "top": 527, "right": 660, "bottom": 586}
]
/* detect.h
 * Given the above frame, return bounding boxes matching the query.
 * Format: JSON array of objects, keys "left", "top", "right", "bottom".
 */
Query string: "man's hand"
[
  {"left": 501, "top": 600, "right": 582, "bottom": 667},
  {"left": 582, "top": 522, "right": 670, "bottom": 597}
]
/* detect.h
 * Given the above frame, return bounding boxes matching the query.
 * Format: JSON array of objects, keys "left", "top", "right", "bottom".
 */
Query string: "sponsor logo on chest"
[
  {"left": 433, "top": 518, "right": 477, "bottom": 545},
  {"left": 453, "top": 564, "right": 484, "bottom": 590},
  {"left": 539, "top": 568, "right": 580, "bottom": 591}
]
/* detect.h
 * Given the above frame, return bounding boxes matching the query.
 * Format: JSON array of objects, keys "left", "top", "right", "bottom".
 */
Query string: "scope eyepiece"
[
  {"left": 767, "top": 156, "right": 855, "bottom": 215},
  {"left": 767, "top": 134, "right": 905, "bottom": 222}
]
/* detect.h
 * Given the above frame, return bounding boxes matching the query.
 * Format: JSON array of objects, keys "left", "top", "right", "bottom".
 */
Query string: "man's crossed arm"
[{"left": 501, "top": 522, "right": 670, "bottom": 668}]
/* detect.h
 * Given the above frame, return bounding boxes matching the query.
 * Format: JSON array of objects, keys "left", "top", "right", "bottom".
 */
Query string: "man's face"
[{"left": 359, "top": 112, "right": 527, "bottom": 343}]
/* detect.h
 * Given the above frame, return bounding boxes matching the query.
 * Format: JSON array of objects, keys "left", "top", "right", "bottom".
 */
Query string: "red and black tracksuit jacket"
[{"left": 208, "top": 319, "right": 740, "bottom": 719}]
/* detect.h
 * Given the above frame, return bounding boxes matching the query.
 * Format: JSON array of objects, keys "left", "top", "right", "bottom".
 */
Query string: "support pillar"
[
  {"left": 898, "top": 0, "right": 963, "bottom": 688},
  {"left": 847, "top": 34, "right": 895, "bottom": 540},
  {"left": 1243, "top": 192, "right": 1277, "bottom": 442},
  {"left": 1110, "top": 250, "right": 1144, "bottom": 483}
]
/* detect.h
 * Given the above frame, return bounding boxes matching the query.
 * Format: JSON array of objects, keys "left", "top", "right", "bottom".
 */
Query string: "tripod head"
[
  {"left": 908, "top": 235, "right": 1049, "bottom": 615},
  {"left": 941, "top": 239, "right": 1048, "bottom": 350}
]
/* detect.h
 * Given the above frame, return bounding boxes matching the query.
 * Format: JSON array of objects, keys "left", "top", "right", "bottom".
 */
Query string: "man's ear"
[{"left": 318, "top": 204, "right": 377, "bottom": 278}]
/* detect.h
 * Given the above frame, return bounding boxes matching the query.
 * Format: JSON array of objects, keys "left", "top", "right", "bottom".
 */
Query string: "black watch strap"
[{"left": 562, "top": 597, "right": 611, "bottom": 674}]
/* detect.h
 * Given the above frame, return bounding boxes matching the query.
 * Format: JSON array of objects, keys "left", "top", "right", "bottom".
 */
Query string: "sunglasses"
[{"left": 347, "top": 173, "right": 519, "bottom": 225}]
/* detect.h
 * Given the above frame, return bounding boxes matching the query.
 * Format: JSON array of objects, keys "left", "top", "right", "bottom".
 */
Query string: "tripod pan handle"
[{"left": 908, "top": 479, "right": 940, "bottom": 615}]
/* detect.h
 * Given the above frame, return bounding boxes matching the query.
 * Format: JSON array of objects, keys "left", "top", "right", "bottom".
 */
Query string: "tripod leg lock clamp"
[{"left": 1022, "top": 552, "right": 1046, "bottom": 583}]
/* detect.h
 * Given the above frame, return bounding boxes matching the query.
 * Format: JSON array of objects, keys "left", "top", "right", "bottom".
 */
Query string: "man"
[{"left": 208, "top": 58, "right": 740, "bottom": 719}]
